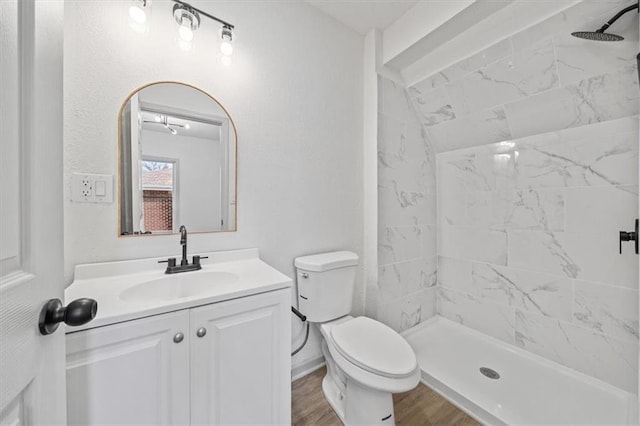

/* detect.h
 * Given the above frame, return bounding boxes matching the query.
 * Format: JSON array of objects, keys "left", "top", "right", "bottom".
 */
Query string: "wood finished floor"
[{"left": 292, "top": 367, "right": 480, "bottom": 426}]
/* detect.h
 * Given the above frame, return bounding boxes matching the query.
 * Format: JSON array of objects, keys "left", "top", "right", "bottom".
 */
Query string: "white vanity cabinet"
[{"left": 66, "top": 288, "right": 291, "bottom": 426}]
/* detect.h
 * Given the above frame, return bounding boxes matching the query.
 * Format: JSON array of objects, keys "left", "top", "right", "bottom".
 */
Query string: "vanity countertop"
[{"left": 65, "top": 248, "right": 292, "bottom": 333}]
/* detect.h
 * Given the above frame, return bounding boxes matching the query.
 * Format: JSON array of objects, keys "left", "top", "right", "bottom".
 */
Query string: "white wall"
[
  {"left": 63, "top": 0, "right": 364, "bottom": 372},
  {"left": 382, "top": 0, "right": 473, "bottom": 65},
  {"left": 362, "top": 30, "right": 379, "bottom": 319}
]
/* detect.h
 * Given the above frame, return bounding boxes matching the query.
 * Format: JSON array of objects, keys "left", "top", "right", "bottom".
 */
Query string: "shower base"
[{"left": 403, "top": 317, "right": 637, "bottom": 425}]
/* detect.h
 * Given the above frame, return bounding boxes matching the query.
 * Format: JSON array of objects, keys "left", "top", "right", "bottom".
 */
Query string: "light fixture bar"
[{"left": 172, "top": 0, "right": 234, "bottom": 30}]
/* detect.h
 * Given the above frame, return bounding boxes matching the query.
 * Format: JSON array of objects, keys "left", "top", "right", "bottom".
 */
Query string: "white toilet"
[{"left": 295, "top": 251, "right": 420, "bottom": 425}]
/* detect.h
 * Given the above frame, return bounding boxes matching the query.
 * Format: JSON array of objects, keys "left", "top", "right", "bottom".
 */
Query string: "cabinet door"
[
  {"left": 65, "top": 310, "right": 190, "bottom": 425},
  {"left": 190, "top": 289, "right": 291, "bottom": 425}
]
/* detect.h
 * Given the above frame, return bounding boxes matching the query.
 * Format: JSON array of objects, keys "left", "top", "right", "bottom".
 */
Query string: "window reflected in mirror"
[{"left": 141, "top": 160, "right": 174, "bottom": 232}]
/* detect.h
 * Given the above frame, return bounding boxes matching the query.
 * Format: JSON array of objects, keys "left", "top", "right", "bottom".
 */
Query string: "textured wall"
[
  {"left": 376, "top": 76, "right": 438, "bottom": 332},
  {"left": 63, "top": 0, "right": 363, "bottom": 373},
  {"left": 409, "top": 1, "right": 639, "bottom": 393}
]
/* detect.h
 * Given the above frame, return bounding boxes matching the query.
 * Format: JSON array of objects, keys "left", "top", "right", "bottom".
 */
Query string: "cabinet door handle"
[
  {"left": 173, "top": 332, "right": 184, "bottom": 343},
  {"left": 196, "top": 327, "right": 207, "bottom": 338}
]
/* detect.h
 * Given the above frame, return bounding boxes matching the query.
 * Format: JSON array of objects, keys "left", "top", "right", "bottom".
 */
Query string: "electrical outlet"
[
  {"left": 72, "top": 173, "right": 113, "bottom": 203},
  {"left": 72, "top": 174, "right": 92, "bottom": 202}
]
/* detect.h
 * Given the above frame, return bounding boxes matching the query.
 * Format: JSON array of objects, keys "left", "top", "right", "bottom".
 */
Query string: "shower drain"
[{"left": 479, "top": 367, "right": 500, "bottom": 380}]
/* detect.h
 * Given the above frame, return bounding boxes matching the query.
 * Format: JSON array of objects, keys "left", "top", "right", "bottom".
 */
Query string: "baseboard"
[{"left": 291, "top": 355, "right": 325, "bottom": 382}]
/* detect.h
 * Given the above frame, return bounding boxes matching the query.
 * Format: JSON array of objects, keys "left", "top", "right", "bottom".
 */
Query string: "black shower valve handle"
[{"left": 619, "top": 219, "right": 639, "bottom": 254}]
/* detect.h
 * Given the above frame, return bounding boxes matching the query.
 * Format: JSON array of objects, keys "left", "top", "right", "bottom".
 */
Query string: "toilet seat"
[
  {"left": 320, "top": 317, "right": 421, "bottom": 393},
  {"left": 329, "top": 316, "right": 417, "bottom": 378}
]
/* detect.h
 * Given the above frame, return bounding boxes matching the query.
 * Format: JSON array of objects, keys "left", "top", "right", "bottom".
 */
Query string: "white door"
[
  {"left": 65, "top": 311, "right": 190, "bottom": 425},
  {"left": 190, "top": 290, "right": 291, "bottom": 425},
  {"left": 0, "top": 0, "right": 66, "bottom": 424}
]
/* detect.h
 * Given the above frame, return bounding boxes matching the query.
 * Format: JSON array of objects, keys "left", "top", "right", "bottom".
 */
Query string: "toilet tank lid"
[{"left": 295, "top": 251, "right": 358, "bottom": 272}]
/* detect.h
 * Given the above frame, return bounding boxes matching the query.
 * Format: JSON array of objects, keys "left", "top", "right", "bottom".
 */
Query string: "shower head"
[
  {"left": 571, "top": 1, "right": 638, "bottom": 42},
  {"left": 570, "top": 31, "right": 624, "bottom": 42}
]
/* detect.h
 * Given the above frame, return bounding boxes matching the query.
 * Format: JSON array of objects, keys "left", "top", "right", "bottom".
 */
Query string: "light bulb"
[
  {"left": 178, "top": 20, "right": 194, "bottom": 42},
  {"left": 173, "top": 5, "right": 199, "bottom": 48},
  {"left": 220, "top": 40, "right": 233, "bottom": 56},
  {"left": 219, "top": 26, "right": 233, "bottom": 56},
  {"left": 129, "top": 4, "right": 147, "bottom": 24},
  {"left": 184, "top": 123, "right": 191, "bottom": 130},
  {"left": 220, "top": 55, "right": 232, "bottom": 66}
]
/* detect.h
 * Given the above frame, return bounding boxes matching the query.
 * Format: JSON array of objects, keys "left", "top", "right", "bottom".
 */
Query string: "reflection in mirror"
[{"left": 119, "top": 82, "right": 236, "bottom": 236}]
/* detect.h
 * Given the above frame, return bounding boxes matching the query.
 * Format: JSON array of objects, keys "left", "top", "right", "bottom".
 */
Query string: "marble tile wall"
[
  {"left": 374, "top": 0, "right": 638, "bottom": 394},
  {"left": 390, "top": 0, "right": 640, "bottom": 394},
  {"left": 437, "top": 116, "right": 639, "bottom": 393},
  {"left": 376, "top": 76, "right": 438, "bottom": 332},
  {"left": 408, "top": 1, "right": 639, "bottom": 153}
]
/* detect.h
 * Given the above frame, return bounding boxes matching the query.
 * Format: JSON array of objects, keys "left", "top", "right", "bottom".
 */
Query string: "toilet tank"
[{"left": 294, "top": 251, "right": 358, "bottom": 323}]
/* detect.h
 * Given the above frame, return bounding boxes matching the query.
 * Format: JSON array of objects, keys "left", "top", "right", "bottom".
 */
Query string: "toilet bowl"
[
  {"left": 319, "top": 316, "right": 420, "bottom": 425},
  {"left": 294, "top": 251, "right": 420, "bottom": 425}
]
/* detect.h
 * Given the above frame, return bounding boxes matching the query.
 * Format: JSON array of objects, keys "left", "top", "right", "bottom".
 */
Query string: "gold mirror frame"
[{"left": 117, "top": 81, "right": 238, "bottom": 237}]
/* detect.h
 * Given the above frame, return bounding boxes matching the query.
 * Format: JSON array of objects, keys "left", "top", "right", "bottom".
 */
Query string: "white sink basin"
[
  {"left": 120, "top": 271, "right": 239, "bottom": 302},
  {"left": 66, "top": 249, "right": 293, "bottom": 331}
]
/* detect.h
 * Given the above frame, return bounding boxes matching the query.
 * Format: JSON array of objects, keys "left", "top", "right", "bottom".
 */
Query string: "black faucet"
[
  {"left": 158, "top": 225, "right": 208, "bottom": 274},
  {"left": 180, "top": 225, "right": 188, "bottom": 266}
]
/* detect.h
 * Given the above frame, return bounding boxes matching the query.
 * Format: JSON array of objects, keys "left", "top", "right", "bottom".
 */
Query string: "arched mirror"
[{"left": 118, "top": 82, "right": 237, "bottom": 236}]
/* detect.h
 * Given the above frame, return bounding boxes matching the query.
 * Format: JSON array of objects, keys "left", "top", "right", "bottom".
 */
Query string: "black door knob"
[{"left": 39, "top": 298, "right": 98, "bottom": 335}]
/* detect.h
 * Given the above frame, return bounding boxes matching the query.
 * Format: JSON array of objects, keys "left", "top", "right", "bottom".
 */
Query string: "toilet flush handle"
[{"left": 300, "top": 272, "right": 309, "bottom": 279}]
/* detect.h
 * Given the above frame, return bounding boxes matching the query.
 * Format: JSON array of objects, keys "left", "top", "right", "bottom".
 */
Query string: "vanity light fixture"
[
  {"left": 171, "top": 0, "right": 235, "bottom": 60},
  {"left": 143, "top": 114, "right": 188, "bottom": 135}
]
